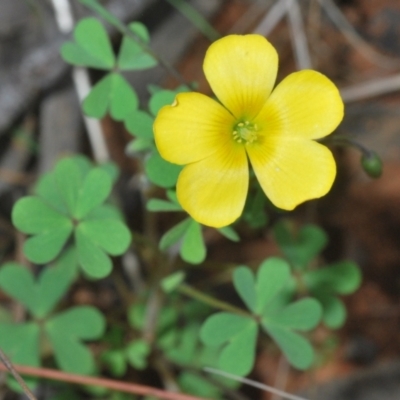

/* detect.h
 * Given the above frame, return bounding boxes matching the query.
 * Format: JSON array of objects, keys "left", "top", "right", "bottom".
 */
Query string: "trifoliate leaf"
[
  {"left": 126, "top": 138, "right": 154, "bottom": 154},
  {"left": 35, "top": 172, "right": 68, "bottom": 214},
  {"left": 61, "top": 18, "right": 115, "bottom": 69},
  {"left": 118, "top": 22, "right": 157, "bottom": 71},
  {"left": 83, "top": 73, "right": 139, "bottom": 120},
  {"left": 273, "top": 221, "right": 327, "bottom": 269},
  {"left": 180, "top": 220, "right": 206, "bottom": 264},
  {"left": 45, "top": 306, "right": 105, "bottom": 374}
]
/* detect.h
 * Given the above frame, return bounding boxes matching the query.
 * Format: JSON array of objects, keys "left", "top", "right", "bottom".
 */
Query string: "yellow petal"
[
  {"left": 177, "top": 145, "right": 248, "bottom": 228},
  {"left": 154, "top": 92, "right": 235, "bottom": 165},
  {"left": 255, "top": 70, "right": 344, "bottom": 140},
  {"left": 203, "top": 35, "right": 278, "bottom": 120},
  {"left": 247, "top": 139, "right": 336, "bottom": 210}
]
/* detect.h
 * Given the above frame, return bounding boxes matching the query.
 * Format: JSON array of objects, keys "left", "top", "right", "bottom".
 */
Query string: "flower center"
[{"left": 232, "top": 121, "right": 259, "bottom": 144}]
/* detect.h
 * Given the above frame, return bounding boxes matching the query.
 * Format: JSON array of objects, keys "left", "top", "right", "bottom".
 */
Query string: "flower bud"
[{"left": 361, "top": 151, "right": 383, "bottom": 178}]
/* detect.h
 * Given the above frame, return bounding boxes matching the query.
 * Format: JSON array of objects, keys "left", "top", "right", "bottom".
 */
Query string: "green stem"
[
  {"left": 320, "top": 135, "right": 373, "bottom": 157},
  {"left": 177, "top": 283, "right": 253, "bottom": 318},
  {"left": 165, "top": 0, "right": 221, "bottom": 42},
  {"left": 79, "top": 0, "right": 192, "bottom": 88}
]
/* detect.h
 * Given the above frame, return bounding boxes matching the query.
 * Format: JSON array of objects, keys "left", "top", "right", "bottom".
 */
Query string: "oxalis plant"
[{"left": 0, "top": 1, "right": 381, "bottom": 399}]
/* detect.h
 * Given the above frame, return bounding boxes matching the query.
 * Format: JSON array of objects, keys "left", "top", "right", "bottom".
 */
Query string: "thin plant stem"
[
  {"left": 177, "top": 283, "right": 253, "bottom": 318},
  {"left": 0, "top": 348, "right": 37, "bottom": 400},
  {"left": 0, "top": 363, "right": 205, "bottom": 400},
  {"left": 204, "top": 367, "right": 310, "bottom": 400},
  {"left": 79, "top": 0, "right": 193, "bottom": 88},
  {"left": 321, "top": 135, "right": 372, "bottom": 156},
  {"left": 165, "top": 0, "right": 221, "bottom": 41}
]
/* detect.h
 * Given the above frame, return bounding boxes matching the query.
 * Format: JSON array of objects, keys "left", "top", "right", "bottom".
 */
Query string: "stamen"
[{"left": 232, "top": 120, "right": 259, "bottom": 144}]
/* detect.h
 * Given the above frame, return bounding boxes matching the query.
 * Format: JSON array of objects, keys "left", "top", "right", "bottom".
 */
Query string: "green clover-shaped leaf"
[
  {"left": 117, "top": 22, "right": 157, "bottom": 71},
  {"left": 159, "top": 218, "right": 205, "bottom": 264},
  {"left": 83, "top": 73, "right": 139, "bottom": 120},
  {"left": 200, "top": 313, "right": 258, "bottom": 376},
  {"left": 45, "top": 306, "right": 105, "bottom": 374},
  {"left": 13, "top": 156, "right": 131, "bottom": 278},
  {"left": 126, "top": 339, "right": 151, "bottom": 370},
  {"left": 61, "top": 18, "right": 115, "bottom": 69},
  {"left": 273, "top": 221, "right": 327, "bottom": 269},
  {"left": 145, "top": 151, "right": 182, "bottom": 188},
  {"left": 0, "top": 249, "right": 77, "bottom": 318},
  {"left": 303, "top": 261, "right": 361, "bottom": 328},
  {"left": 12, "top": 197, "right": 73, "bottom": 264}
]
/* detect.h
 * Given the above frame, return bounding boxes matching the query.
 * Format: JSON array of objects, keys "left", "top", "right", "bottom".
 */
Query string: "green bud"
[{"left": 361, "top": 151, "right": 383, "bottom": 178}]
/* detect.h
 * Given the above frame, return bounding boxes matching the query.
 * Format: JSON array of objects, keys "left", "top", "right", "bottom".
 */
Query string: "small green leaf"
[
  {"left": 75, "top": 228, "right": 112, "bottom": 278},
  {"left": 124, "top": 110, "right": 154, "bottom": 139},
  {"left": 0, "top": 257, "right": 76, "bottom": 318},
  {"left": 75, "top": 168, "right": 112, "bottom": 219},
  {"left": 200, "top": 313, "right": 252, "bottom": 347},
  {"left": 101, "top": 349, "right": 127, "bottom": 377},
  {"left": 35, "top": 172, "right": 68, "bottom": 214},
  {"left": 126, "top": 340, "right": 150, "bottom": 370},
  {"left": 83, "top": 73, "right": 139, "bottom": 120},
  {"left": 99, "top": 161, "right": 119, "bottom": 183},
  {"left": 118, "top": 22, "right": 157, "bottom": 71},
  {"left": 159, "top": 218, "right": 191, "bottom": 251},
  {"left": 273, "top": 221, "right": 327, "bottom": 269},
  {"left": 149, "top": 90, "right": 177, "bottom": 116},
  {"left": 78, "top": 219, "right": 131, "bottom": 255},
  {"left": 61, "top": 17, "right": 115, "bottom": 69},
  {"left": 305, "top": 261, "right": 362, "bottom": 295},
  {"left": 161, "top": 271, "right": 185, "bottom": 293},
  {"left": 218, "top": 320, "right": 258, "bottom": 376},
  {"left": 264, "top": 324, "right": 314, "bottom": 370},
  {"left": 85, "top": 204, "right": 123, "bottom": 221},
  {"left": 180, "top": 220, "right": 206, "bottom": 264},
  {"left": 54, "top": 157, "right": 84, "bottom": 216},
  {"left": 147, "top": 199, "right": 182, "bottom": 212},
  {"left": 318, "top": 294, "right": 347, "bottom": 329},
  {"left": 23, "top": 224, "right": 73, "bottom": 264},
  {"left": 218, "top": 226, "right": 240, "bottom": 242},
  {"left": 145, "top": 151, "right": 182, "bottom": 188},
  {"left": 233, "top": 267, "right": 257, "bottom": 313},
  {"left": 0, "top": 322, "right": 40, "bottom": 366},
  {"left": 126, "top": 138, "right": 154, "bottom": 154},
  {"left": 256, "top": 257, "right": 291, "bottom": 314},
  {"left": 12, "top": 197, "right": 71, "bottom": 234},
  {"left": 46, "top": 306, "right": 105, "bottom": 374},
  {"left": 267, "top": 298, "right": 322, "bottom": 331}
]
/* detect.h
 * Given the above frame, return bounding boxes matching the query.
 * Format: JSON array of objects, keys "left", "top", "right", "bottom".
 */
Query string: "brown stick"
[{"left": 0, "top": 363, "right": 206, "bottom": 400}]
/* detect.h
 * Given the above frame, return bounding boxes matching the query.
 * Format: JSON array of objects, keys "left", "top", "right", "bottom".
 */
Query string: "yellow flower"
[{"left": 154, "top": 35, "right": 344, "bottom": 228}]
